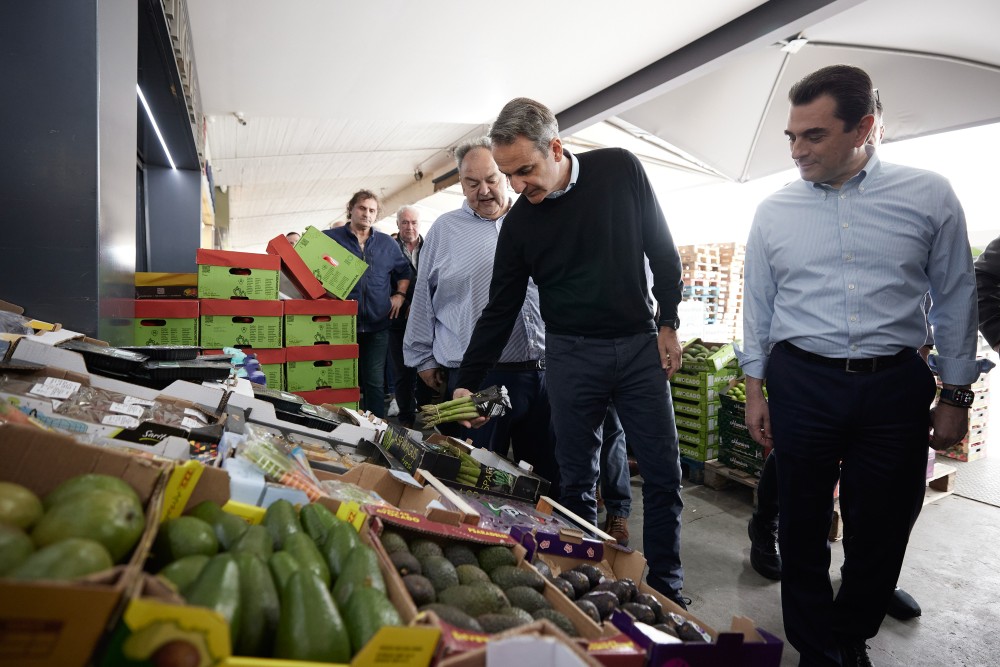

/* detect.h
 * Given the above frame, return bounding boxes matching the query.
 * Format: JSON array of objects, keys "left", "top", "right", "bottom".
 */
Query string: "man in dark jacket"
[
  {"left": 325, "top": 190, "right": 411, "bottom": 418},
  {"left": 388, "top": 205, "right": 424, "bottom": 427}
]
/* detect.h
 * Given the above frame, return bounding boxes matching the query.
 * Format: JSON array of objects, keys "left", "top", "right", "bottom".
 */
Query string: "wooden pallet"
[
  {"left": 925, "top": 462, "right": 956, "bottom": 505},
  {"left": 703, "top": 458, "right": 760, "bottom": 491}
]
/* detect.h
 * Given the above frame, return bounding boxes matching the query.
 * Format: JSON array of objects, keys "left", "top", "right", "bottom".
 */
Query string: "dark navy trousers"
[
  {"left": 545, "top": 331, "right": 683, "bottom": 597},
  {"left": 767, "top": 343, "right": 936, "bottom": 666}
]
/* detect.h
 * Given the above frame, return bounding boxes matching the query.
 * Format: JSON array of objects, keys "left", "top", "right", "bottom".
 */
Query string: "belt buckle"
[
  {"left": 845, "top": 358, "right": 875, "bottom": 373},
  {"left": 537, "top": 359, "right": 545, "bottom": 371}
]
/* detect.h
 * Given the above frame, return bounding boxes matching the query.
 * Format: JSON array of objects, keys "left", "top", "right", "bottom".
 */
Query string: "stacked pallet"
[
  {"left": 714, "top": 242, "right": 746, "bottom": 342},
  {"left": 677, "top": 243, "right": 745, "bottom": 340},
  {"left": 679, "top": 244, "right": 721, "bottom": 324}
]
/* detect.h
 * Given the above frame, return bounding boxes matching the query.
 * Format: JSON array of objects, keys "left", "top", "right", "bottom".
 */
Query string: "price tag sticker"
[
  {"left": 102, "top": 415, "right": 140, "bottom": 429},
  {"left": 29, "top": 378, "right": 81, "bottom": 399},
  {"left": 182, "top": 417, "right": 205, "bottom": 430},
  {"left": 110, "top": 402, "right": 146, "bottom": 418}
]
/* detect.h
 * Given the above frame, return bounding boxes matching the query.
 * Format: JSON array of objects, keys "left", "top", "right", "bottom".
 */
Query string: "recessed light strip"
[{"left": 136, "top": 83, "right": 176, "bottom": 170}]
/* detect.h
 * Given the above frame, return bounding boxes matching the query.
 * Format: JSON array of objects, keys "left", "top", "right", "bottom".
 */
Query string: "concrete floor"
[{"left": 616, "top": 476, "right": 1000, "bottom": 666}]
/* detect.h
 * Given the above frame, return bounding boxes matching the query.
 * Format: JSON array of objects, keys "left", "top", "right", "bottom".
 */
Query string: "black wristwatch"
[
  {"left": 660, "top": 316, "right": 681, "bottom": 330},
  {"left": 392, "top": 291, "right": 407, "bottom": 298},
  {"left": 939, "top": 387, "right": 975, "bottom": 408}
]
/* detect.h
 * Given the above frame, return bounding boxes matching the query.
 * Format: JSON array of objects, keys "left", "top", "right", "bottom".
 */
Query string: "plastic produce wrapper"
[{"left": 237, "top": 423, "right": 326, "bottom": 501}]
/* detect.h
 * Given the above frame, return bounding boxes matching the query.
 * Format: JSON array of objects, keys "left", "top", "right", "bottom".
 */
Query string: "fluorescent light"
[
  {"left": 136, "top": 84, "right": 176, "bottom": 170},
  {"left": 781, "top": 37, "right": 809, "bottom": 54}
]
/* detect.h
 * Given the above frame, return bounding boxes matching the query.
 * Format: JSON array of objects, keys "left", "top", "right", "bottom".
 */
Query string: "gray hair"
[
  {"left": 454, "top": 137, "right": 492, "bottom": 170},
  {"left": 488, "top": 97, "right": 559, "bottom": 155},
  {"left": 396, "top": 205, "right": 419, "bottom": 220}
]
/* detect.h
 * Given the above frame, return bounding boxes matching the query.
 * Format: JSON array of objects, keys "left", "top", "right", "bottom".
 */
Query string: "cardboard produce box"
[
  {"left": 293, "top": 386, "right": 361, "bottom": 409},
  {"left": 283, "top": 298, "right": 358, "bottom": 346},
  {"left": 99, "top": 468, "right": 440, "bottom": 667},
  {"left": 265, "top": 232, "right": 330, "bottom": 300},
  {"left": 130, "top": 299, "right": 199, "bottom": 346},
  {"left": 0, "top": 424, "right": 169, "bottom": 667},
  {"left": 369, "top": 507, "right": 616, "bottom": 661},
  {"left": 680, "top": 339, "right": 737, "bottom": 373},
  {"left": 536, "top": 548, "right": 782, "bottom": 665},
  {"left": 134, "top": 272, "right": 198, "bottom": 300},
  {"left": 672, "top": 397, "right": 720, "bottom": 419},
  {"left": 195, "top": 249, "right": 280, "bottom": 301},
  {"left": 285, "top": 343, "right": 359, "bottom": 392},
  {"left": 199, "top": 299, "right": 283, "bottom": 349},
  {"left": 292, "top": 226, "right": 369, "bottom": 300}
]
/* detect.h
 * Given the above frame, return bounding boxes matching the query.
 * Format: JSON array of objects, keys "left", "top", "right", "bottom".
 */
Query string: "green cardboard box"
[
  {"left": 675, "top": 414, "right": 718, "bottom": 433},
  {"left": 677, "top": 425, "right": 719, "bottom": 448},
  {"left": 670, "top": 367, "right": 739, "bottom": 390},
  {"left": 132, "top": 300, "right": 199, "bottom": 346},
  {"left": 293, "top": 226, "right": 368, "bottom": 300},
  {"left": 672, "top": 397, "right": 720, "bottom": 418},
  {"left": 671, "top": 383, "right": 723, "bottom": 403},
  {"left": 681, "top": 338, "right": 737, "bottom": 372},
  {"left": 285, "top": 344, "right": 359, "bottom": 392},
  {"left": 679, "top": 442, "right": 719, "bottom": 462},
  {"left": 199, "top": 300, "right": 283, "bottom": 349},
  {"left": 196, "top": 249, "right": 280, "bottom": 300},
  {"left": 283, "top": 299, "right": 358, "bottom": 346}
]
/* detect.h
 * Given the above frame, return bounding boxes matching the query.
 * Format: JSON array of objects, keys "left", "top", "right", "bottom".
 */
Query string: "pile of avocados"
[
  {"left": 383, "top": 531, "right": 580, "bottom": 637},
  {"left": 537, "top": 559, "right": 711, "bottom": 643},
  {"left": 147, "top": 499, "right": 400, "bottom": 662},
  {"left": 681, "top": 342, "right": 723, "bottom": 364}
]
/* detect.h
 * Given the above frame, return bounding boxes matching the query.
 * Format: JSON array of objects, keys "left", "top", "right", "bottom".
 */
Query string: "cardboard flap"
[
  {"left": 282, "top": 297, "right": 358, "bottom": 316},
  {"left": 196, "top": 248, "right": 280, "bottom": 271}
]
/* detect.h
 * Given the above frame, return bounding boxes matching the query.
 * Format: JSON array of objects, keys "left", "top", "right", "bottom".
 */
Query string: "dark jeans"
[
  {"left": 388, "top": 326, "right": 423, "bottom": 424},
  {"left": 446, "top": 367, "right": 559, "bottom": 498},
  {"left": 357, "top": 329, "right": 389, "bottom": 418},
  {"left": 600, "top": 404, "right": 632, "bottom": 517},
  {"left": 768, "top": 343, "right": 935, "bottom": 666},
  {"left": 545, "top": 331, "right": 683, "bottom": 597}
]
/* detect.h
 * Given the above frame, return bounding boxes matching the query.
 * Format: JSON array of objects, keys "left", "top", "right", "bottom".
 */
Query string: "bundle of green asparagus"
[{"left": 417, "top": 385, "right": 510, "bottom": 429}]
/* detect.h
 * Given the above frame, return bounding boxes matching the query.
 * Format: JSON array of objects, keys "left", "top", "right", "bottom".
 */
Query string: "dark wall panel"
[
  {"left": 0, "top": 0, "right": 137, "bottom": 338},
  {"left": 146, "top": 166, "right": 201, "bottom": 274}
]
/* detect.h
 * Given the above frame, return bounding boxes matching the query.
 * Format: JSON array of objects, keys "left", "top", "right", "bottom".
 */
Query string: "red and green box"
[
  {"left": 285, "top": 344, "right": 359, "bottom": 392},
  {"left": 199, "top": 300, "right": 283, "bottom": 349},
  {"left": 292, "top": 386, "right": 361, "bottom": 410},
  {"left": 291, "top": 226, "right": 368, "bottom": 300},
  {"left": 196, "top": 249, "right": 280, "bottom": 300},
  {"left": 283, "top": 299, "right": 358, "bottom": 346},
  {"left": 131, "top": 299, "right": 199, "bottom": 346}
]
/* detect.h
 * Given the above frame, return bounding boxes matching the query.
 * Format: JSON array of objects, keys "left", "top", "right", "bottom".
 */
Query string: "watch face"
[{"left": 943, "top": 388, "right": 975, "bottom": 406}]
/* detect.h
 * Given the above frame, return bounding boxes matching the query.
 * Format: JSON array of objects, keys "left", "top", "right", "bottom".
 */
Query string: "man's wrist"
[{"left": 392, "top": 291, "right": 407, "bottom": 298}]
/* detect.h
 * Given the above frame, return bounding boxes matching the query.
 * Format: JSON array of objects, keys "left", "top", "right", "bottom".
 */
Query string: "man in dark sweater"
[{"left": 453, "top": 97, "right": 688, "bottom": 607}]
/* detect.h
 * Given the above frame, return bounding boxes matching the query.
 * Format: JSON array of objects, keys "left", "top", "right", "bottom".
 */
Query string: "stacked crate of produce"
[
  {"left": 938, "top": 367, "right": 990, "bottom": 462},
  {"left": 671, "top": 340, "right": 738, "bottom": 461},
  {"left": 678, "top": 244, "right": 721, "bottom": 325},
  {"left": 718, "top": 377, "right": 770, "bottom": 477}
]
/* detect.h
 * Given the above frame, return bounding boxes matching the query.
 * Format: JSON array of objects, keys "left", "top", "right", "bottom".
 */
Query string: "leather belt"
[
  {"left": 779, "top": 341, "right": 916, "bottom": 374},
  {"left": 492, "top": 359, "right": 545, "bottom": 372}
]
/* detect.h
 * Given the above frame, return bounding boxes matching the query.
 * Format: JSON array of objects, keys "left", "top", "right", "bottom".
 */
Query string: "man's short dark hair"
[
  {"left": 346, "top": 189, "right": 380, "bottom": 218},
  {"left": 789, "top": 65, "right": 876, "bottom": 132},
  {"left": 489, "top": 98, "right": 559, "bottom": 155}
]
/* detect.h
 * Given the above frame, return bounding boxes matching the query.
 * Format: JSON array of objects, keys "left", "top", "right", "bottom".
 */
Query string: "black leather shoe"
[
  {"left": 886, "top": 587, "right": 921, "bottom": 620},
  {"left": 665, "top": 593, "right": 691, "bottom": 610},
  {"left": 748, "top": 517, "right": 781, "bottom": 580},
  {"left": 838, "top": 638, "right": 874, "bottom": 667}
]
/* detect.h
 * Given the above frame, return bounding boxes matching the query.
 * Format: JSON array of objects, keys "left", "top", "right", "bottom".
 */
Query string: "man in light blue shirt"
[
  {"left": 403, "top": 138, "right": 557, "bottom": 492},
  {"left": 738, "top": 65, "right": 978, "bottom": 667}
]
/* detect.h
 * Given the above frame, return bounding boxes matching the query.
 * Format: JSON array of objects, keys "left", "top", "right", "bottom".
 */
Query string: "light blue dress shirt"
[
  {"left": 738, "top": 149, "right": 979, "bottom": 386},
  {"left": 403, "top": 200, "right": 545, "bottom": 371}
]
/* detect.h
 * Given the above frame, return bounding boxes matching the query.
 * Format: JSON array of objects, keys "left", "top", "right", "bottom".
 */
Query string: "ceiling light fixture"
[
  {"left": 136, "top": 84, "right": 176, "bottom": 170},
  {"left": 781, "top": 36, "right": 809, "bottom": 54}
]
